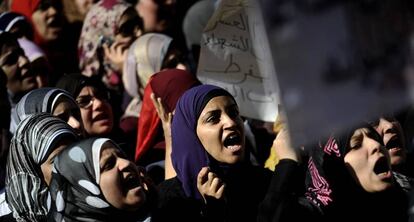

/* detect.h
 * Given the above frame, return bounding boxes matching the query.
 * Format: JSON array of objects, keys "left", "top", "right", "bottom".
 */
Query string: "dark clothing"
[
  {"left": 154, "top": 166, "right": 272, "bottom": 222},
  {"left": 258, "top": 159, "right": 323, "bottom": 222},
  {"left": 0, "top": 213, "right": 15, "bottom": 222}
]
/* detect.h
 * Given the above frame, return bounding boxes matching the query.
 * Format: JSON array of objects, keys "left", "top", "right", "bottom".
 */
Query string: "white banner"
[{"left": 197, "top": 0, "right": 279, "bottom": 122}]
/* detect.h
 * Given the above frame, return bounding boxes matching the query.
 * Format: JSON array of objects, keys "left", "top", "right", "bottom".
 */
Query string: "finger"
[
  {"left": 207, "top": 171, "right": 215, "bottom": 186},
  {"left": 167, "top": 112, "right": 173, "bottom": 122},
  {"left": 210, "top": 177, "right": 222, "bottom": 193},
  {"left": 197, "top": 167, "right": 209, "bottom": 185},
  {"left": 103, "top": 44, "right": 111, "bottom": 58},
  {"left": 216, "top": 184, "right": 225, "bottom": 198},
  {"left": 116, "top": 43, "right": 126, "bottom": 55},
  {"left": 157, "top": 97, "right": 166, "bottom": 117},
  {"left": 150, "top": 93, "right": 160, "bottom": 112}
]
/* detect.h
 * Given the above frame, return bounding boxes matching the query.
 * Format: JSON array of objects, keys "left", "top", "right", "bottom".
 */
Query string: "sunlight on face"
[
  {"left": 196, "top": 96, "right": 245, "bottom": 164},
  {"left": 99, "top": 144, "right": 146, "bottom": 211},
  {"left": 344, "top": 128, "right": 393, "bottom": 193}
]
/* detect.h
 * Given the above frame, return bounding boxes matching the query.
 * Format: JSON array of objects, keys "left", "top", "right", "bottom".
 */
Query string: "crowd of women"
[{"left": 0, "top": 0, "right": 413, "bottom": 221}]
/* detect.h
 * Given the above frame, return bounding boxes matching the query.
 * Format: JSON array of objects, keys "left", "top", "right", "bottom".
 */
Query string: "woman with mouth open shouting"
[
  {"left": 258, "top": 124, "right": 408, "bottom": 222},
  {"left": 154, "top": 85, "right": 272, "bottom": 222},
  {"left": 47, "top": 138, "right": 155, "bottom": 222}
]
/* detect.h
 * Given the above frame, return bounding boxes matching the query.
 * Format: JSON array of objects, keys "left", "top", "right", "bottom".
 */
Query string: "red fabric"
[
  {"left": 11, "top": 0, "right": 43, "bottom": 44},
  {"left": 135, "top": 84, "right": 161, "bottom": 161},
  {"left": 134, "top": 69, "right": 200, "bottom": 162}
]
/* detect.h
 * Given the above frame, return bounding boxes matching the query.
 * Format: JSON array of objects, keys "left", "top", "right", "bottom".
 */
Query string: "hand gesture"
[
  {"left": 273, "top": 128, "right": 300, "bottom": 162},
  {"left": 197, "top": 167, "right": 226, "bottom": 204},
  {"left": 150, "top": 93, "right": 176, "bottom": 179},
  {"left": 150, "top": 93, "right": 173, "bottom": 140},
  {"left": 103, "top": 40, "right": 128, "bottom": 72}
]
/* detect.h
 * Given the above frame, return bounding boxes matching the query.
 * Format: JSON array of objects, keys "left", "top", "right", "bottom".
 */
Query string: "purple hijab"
[{"left": 171, "top": 84, "right": 233, "bottom": 199}]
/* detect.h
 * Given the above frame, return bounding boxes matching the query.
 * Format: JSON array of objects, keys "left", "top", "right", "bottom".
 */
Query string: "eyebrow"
[
  {"left": 227, "top": 104, "right": 238, "bottom": 110},
  {"left": 77, "top": 94, "right": 93, "bottom": 98},
  {"left": 201, "top": 109, "right": 221, "bottom": 119}
]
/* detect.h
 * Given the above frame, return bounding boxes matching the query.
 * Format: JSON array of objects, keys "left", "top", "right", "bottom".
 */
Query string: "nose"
[
  {"left": 18, "top": 55, "right": 32, "bottom": 78},
  {"left": 91, "top": 97, "right": 104, "bottom": 111},
  {"left": 222, "top": 113, "right": 238, "bottom": 129},
  {"left": 118, "top": 157, "right": 133, "bottom": 172},
  {"left": 366, "top": 137, "right": 381, "bottom": 155},
  {"left": 67, "top": 115, "right": 81, "bottom": 131}
]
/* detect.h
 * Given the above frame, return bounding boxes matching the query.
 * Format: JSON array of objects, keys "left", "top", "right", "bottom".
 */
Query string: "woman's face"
[
  {"left": 76, "top": 86, "right": 113, "bottom": 136},
  {"left": 52, "top": 99, "right": 84, "bottom": 137},
  {"left": 196, "top": 95, "right": 245, "bottom": 164},
  {"left": 371, "top": 117, "right": 406, "bottom": 167},
  {"left": 31, "top": 0, "right": 64, "bottom": 41},
  {"left": 99, "top": 145, "right": 146, "bottom": 211},
  {"left": 1, "top": 43, "right": 37, "bottom": 95},
  {"left": 344, "top": 128, "right": 393, "bottom": 193},
  {"left": 136, "top": 0, "right": 175, "bottom": 32}
]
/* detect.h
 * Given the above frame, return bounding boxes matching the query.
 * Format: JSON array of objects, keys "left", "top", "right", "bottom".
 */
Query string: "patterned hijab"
[
  {"left": 135, "top": 69, "right": 200, "bottom": 161},
  {"left": 78, "top": 0, "right": 130, "bottom": 77},
  {"left": 6, "top": 113, "right": 78, "bottom": 222},
  {"left": 171, "top": 85, "right": 234, "bottom": 199},
  {"left": 10, "top": 87, "right": 77, "bottom": 134},
  {"left": 123, "top": 33, "right": 172, "bottom": 98},
  {"left": 48, "top": 138, "right": 149, "bottom": 222}
]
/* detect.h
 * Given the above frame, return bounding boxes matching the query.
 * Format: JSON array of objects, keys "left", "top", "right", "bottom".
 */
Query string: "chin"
[
  {"left": 44, "top": 31, "right": 60, "bottom": 41},
  {"left": 126, "top": 195, "right": 146, "bottom": 210},
  {"left": 224, "top": 156, "right": 244, "bottom": 164},
  {"left": 374, "top": 183, "right": 393, "bottom": 192}
]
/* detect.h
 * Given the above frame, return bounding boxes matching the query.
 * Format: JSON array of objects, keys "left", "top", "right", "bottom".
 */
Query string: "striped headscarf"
[
  {"left": 6, "top": 113, "right": 78, "bottom": 222},
  {"left": 10, "top": 87, "right": 77, "bottom": 134}
]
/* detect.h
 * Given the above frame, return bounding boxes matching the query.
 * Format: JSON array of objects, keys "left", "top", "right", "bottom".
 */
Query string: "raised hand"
[
  {"left": 150, "top": 93, "right": 176, "bottom": 179},
  {"left": 197, "top": 167, "right": 226, "bottom": 204}
]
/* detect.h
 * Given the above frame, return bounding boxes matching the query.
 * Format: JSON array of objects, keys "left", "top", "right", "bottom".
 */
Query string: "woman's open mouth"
[
  {"left": 373, "top": 156, "right": 392, "bottom": 180},
  {"left": 124, "top": 173, "right": 141, "bottom": 191},
  {"left": 223, "top": 133, "right": 242, "bottom": 152},
  {"left": 385, "top": 136, "right": 402, "bottom": 151}
]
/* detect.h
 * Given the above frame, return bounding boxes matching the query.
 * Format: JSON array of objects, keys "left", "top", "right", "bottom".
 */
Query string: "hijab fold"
[
  {"left": 6, "top": 113, "right": 78, "bottom": 222},
  {"left": 123, "top": 33, "right": 172, "bottom": 98},
  {"left": 48, "top": 138, "right": 149, "bottom": 222},
  {"left": 171, "top": 84, "right": 233, "bottom": 199},
  {"left": 135, "top": 69, "right": 200, "bottom": 161},
  {"left": 10, "top": 88, "right": 76, "bottom": 134}
]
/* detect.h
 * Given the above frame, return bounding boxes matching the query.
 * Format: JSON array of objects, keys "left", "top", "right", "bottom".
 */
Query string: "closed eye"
[{"left": 101, "top": 154, "right": 116, "bottom": 172}]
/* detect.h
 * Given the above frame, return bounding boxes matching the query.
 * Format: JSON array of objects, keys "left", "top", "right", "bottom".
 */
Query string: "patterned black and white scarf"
[
  {"left": 48, "top": 138, "right": 151, "bottom": 222},
  {"left": 6, "top": 113, "right": 78, "bottom": 221}
]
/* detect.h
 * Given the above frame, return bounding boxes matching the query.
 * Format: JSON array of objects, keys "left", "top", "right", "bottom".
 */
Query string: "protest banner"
[{"left": 197, "top": 0, "right": 279, "bottom": 122}]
